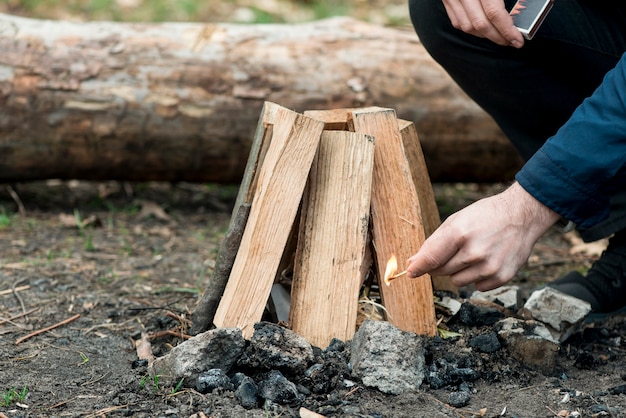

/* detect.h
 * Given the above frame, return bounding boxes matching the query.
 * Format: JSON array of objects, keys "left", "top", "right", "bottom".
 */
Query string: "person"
[{"left": 406, "top": 0, "right": 626, "bottom": 313}]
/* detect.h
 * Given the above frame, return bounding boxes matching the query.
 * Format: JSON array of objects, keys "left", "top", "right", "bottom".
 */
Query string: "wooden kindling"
[{"left": 200, "top": 101, "right": 448, "bottom": 346}]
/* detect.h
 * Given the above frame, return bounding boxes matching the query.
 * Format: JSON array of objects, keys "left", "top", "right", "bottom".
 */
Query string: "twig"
[
  {"left": 11, "top": 279, "right": 28, "bottom": 314},
  {"left": 81, "top": 371, "right": 111, "bottom": 387},
  {"left": 148, "top": 329, "right": 192, "bottom": 340},
  {"left": 83, "top": 404, "right": 131, "bottom": 418},
  {"left": 545, "top": 405, "right": 560, "bottom": 417},
  {"left": 6, "top": 185, "right": 26, "bottom": 216},
  {"left": 344, "top": 385, "right": 361, "bottom": 397},
  {"left": 15, "top": 313, "right": 81, "bottom": 345},
  {"left": 0, "top": 307, "right": 39, "bottom": 326},
  {"left": 422, "top": 392, "right": 467, "bottom": 418},
  {"left": 0, "top": 285, "right": 30, "bottom": 296}
]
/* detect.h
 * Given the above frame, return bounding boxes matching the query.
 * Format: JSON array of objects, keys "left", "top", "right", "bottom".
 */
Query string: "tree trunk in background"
[{"left": 0, "top": 14, "right": 522, "bottom": 183}]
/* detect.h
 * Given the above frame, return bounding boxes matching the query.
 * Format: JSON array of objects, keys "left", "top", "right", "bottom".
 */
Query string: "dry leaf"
[{"left": 136, "top": 200, "right": 174, "bottom": 223}]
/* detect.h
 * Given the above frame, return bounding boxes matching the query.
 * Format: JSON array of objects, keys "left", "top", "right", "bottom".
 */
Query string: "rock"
[
  {"left": 350, "top": 320, "right": 426, "bottom": 395},
  {"left": 196, "top": 368, "right": 234, "bottom": 393},
  {"left": 469, "top": 332, "right": 502, "bottom": 353},
  {"left": 470, "top": 286, "right": 521, "bottom": 310},
  {"left": 150, "top": 327, "right": 245, "bottom": 386},
  {"left": 523, "top": 287, "right": 591, "bottom": 342},
  {"left": 496, "top": 317, "right": 559, "bottom": 372},
  {"left": 238, "top": 322, "right": 314, "bottom": 374},
  {"left": 448, "top": 390, "right": 471, "bottom": 407},
  {"left": 258, "top": 370, "right": 304, "bottom": 406},
  {"left": 458, "top": 300, "right": 505, "bottom": 326},
  {"left": 235, "top": 376, "right": 259, "bottom": 409}
]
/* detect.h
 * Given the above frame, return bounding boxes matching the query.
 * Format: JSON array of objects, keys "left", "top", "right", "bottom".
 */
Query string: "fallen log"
[{"left": 0, "top": 13, "right": 522, "bottom": 183}]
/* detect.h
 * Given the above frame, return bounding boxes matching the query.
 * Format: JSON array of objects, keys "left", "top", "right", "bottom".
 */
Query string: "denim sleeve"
[{"left": 516, "top": 52, "right": 626, "bottom": 228}]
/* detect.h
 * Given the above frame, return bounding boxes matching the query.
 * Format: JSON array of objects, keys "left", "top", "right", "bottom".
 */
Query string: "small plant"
[
  {"left": 0, "top": 207, "right": 12, "bottom": 229},
  {"left": 73, "top": 209, "right": 96, "bottom": 251},
  {"left": 152, "top": 374, "right": 161, "bottom": 391},
  {"left": 78, "top": 351, "right": 89, "bottom": 365},
  {"left": 170, "top": 378, "right": 184, "bottom": 395},
  {"left": 0, "top": 387, "right": 28, "bottom": 407},
  {"left": 139, "top": 374, "right": 162, "bottom": 392}
]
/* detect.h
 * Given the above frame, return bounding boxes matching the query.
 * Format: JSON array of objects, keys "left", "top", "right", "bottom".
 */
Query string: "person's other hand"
[
  {"left": 442, "top": 0, "right": 525, "bottom": 48},
  {"left": 407, "top": 182, "right": 559, "bottom": 291}
]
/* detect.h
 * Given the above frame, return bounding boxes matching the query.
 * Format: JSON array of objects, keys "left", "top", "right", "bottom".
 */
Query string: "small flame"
[{"left": 383, "top": 255, "right": 398, "bottom": 286}]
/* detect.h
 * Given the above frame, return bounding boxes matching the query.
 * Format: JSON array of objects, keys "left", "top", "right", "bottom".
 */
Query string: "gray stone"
[
  {"left": 448, "top": 390, "right": 471, "bottom": 408},
  {"left": 523, "top": 287, "right": 591, "bottom": 342},
  {"left": 150, "top": 327, "right": 245, "bottom": 386},
  {"left": 470, "top": 285, "right": 521, "bottom": 310},
  {"left": 350, "top": 320, "right": 426, "bottom": 395}
]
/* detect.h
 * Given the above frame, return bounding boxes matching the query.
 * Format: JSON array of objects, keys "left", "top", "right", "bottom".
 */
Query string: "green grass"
[
  {"left": 0, "top": 387, "right": 28, "bottom": 407},
  {"left": 4, "top": 0, "right": 410, "bottom": 26},
  {"left": 0, "top": 207, "right": 13, "bottom": 229}
]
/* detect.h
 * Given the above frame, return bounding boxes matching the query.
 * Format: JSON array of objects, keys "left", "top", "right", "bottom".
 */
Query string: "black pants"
[{"left": 409, "top": 0, "right": 626, "bottom": 241}]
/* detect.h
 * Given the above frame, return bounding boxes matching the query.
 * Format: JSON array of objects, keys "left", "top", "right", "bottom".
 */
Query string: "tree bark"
[{"left": 0, "top": 13, "right": 522, "bottom": 183}]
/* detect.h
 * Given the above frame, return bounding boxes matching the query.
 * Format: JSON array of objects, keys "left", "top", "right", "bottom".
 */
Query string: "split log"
[
  {"left": 212, "top": 108, "right": 324, "bottom": 338},
  {"left": 350, "top": 108, "right": 437, "bottom": 336},
  {"left": 0, "top": 13, "right": 522, "bottom": 183},
  {"left": 289, "top": 130, "right": 375, "bottom": 348}
]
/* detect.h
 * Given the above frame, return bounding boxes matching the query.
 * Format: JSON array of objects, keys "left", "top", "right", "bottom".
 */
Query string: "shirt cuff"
[{"left": 515, "top": 148, "right": 610, "bottom": 228}]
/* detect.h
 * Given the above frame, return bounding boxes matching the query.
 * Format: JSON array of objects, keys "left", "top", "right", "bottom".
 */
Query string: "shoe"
[{"left": 548, "top": 229, "right": 626, "bottom": 314}]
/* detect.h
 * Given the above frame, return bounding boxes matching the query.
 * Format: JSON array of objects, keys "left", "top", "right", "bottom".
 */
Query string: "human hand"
[
  {"left": 406, "top": 182, "right": 559, "bottom": 291},
  {"left": 442, "top": 0, "right": 525, "bottom": 48}
]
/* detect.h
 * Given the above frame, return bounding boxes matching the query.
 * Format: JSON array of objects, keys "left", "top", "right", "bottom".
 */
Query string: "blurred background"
[{"left": 0, "top": 0, "right": 411, "bottom": 26}]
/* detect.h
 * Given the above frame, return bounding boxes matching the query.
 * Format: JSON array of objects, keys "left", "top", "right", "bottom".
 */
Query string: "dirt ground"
[{"left": 0, "top": 181, "right": 625, "bottom": 418}]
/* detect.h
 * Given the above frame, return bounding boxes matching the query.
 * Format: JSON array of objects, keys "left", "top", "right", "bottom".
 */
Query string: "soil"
[{"left": 0, "top": 181, "right": 625, "bottom": 418}]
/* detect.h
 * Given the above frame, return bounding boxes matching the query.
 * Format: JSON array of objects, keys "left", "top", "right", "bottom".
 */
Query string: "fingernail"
[{"left": 511, "top": 40, "right": 522, "bottom": 48}]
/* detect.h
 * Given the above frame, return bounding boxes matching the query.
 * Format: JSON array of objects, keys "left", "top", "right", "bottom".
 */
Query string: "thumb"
[{"left": 406, "top": 234, "right": 459, "bottom": 278}]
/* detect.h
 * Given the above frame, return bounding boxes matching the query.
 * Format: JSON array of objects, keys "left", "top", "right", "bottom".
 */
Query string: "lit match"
[{"left": 383, "top": 255, "right": 408, "bottom": 286}]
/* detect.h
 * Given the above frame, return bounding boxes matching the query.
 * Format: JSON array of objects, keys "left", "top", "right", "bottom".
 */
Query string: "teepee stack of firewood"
[{"left": 191, "top": 101, "right": 456, "bottom": 348}]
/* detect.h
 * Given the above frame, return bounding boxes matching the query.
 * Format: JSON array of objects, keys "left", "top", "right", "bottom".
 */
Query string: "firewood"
[
  {"left": 398, "top": 119, "right": 457, "bottom": 295},
  {"left": 289, "top": 130, "right": 375, "bottom": 348},
  {"left": 349, "top": 108, "right": 437, "bottom": 336},
  {"left": 212, "top": 107, "right": 324, "bottom": 338},
  {"left": 307, "top": 108, "right": 456, "bottom": 294},
  {"left": 192, "top": 101, "right": 278, "bottom": 335}
]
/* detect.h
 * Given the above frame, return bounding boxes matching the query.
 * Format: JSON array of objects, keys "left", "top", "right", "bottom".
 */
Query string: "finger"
[
  {"left": 448, "top": 259, "right": 517, "bottom": 289},
  {"left": 407, "top": 231, "right": 461, "bottom": 278},
  {"left": 461, "top": 0, "right": 510, "bottom": 45},
  {"left": 442, "top": 0, "right": 470, "bottom": 34},
  {"left": 480, "top": 0, "right": 525, "bottom": 47}
]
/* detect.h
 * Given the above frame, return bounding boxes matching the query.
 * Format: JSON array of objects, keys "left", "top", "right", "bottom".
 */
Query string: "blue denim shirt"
[{"left": 516, "top": 52, "right": 626, "bottom": 228}]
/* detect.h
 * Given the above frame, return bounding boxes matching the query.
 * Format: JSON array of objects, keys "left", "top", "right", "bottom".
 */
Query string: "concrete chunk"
[
  {"left": 350, "top": 320, "right": 426, "bottom": 395},
  {"left": 523, "top": 287, "right": 591, "bottom": 342},
  {"left": 150, "top": 327, "right": 245, "bottom": 387}
]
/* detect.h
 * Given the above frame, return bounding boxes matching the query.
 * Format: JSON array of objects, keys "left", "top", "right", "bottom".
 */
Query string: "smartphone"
[{"left": 509, "top": 0, "right": 555, "bottom": 40}]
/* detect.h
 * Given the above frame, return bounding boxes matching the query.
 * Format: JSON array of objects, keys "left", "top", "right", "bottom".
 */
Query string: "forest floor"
[{"left": 0, "top": 181, "right": 624, "bottom": 418}]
